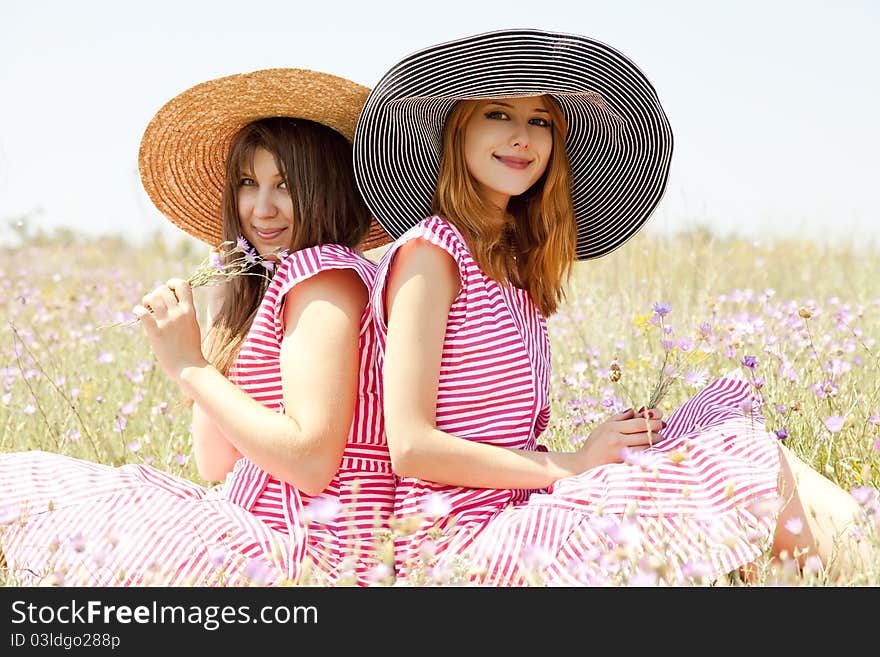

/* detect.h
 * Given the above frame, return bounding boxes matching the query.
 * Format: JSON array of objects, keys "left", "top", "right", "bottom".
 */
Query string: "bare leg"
[{"left": 771, "top": 444, "right": 875, "bottom": 583}]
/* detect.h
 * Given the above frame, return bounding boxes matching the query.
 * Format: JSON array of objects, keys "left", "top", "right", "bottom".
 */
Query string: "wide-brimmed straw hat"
[
  {"left": 353, "top": 29, "right": 673, "bottom": 260},
  {"left": 139, "top": 67, "right": 392, "bottom": 251}
]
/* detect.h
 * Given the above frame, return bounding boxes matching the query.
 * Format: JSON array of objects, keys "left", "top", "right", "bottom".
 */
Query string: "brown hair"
[
  {"left": 431, "top": 96, "right": 576, "bottom": 316},
  {"left": 204, "top": 117, "right": 371, "bottom": 376}
]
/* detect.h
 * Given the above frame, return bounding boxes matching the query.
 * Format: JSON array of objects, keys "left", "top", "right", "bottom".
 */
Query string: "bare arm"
[
  {"left": 383, "top": 239, "right": 664, "bottom": 489},
  {"left": 137, "top": 269, "right": 364, "bottom": 495},
  {"left": 190, "top": 250, "right": 239, "bottom": 482},
  {"left": 191, "top": 403, "right": 242, "bottom": 482}
]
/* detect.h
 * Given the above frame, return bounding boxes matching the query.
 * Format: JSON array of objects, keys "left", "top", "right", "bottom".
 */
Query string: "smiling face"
[
  {"left": 462, "top": 96, "right": 554, "bottom": 211},
  {"left": 235, "top": 146, "right": 295, "bottom": 258}
]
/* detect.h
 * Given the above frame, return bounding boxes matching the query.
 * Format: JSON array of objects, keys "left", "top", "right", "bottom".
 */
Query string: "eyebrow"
[{"left": 485, "top": 101, "right": 550, "bottom": 113}]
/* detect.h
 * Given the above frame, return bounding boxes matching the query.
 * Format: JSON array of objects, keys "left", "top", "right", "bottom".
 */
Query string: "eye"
[
  {"left": 529, "top": 117, "right": 551, "bottom": 128},
  {"left": 278, "top": 180, "right": 288, "bottom": 190},
  {"left": 239, "top": 177, "right": 255, "bottom": 187},
  {"left": 484, "top": 110, "right": 510, "bottom": 120}
]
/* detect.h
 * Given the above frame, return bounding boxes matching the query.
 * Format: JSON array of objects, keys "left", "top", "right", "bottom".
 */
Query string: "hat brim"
[
  {"left": 139, "top": 68, "right": 392, "bottom": 251},
  {"left": 353, "top": 29, "right": 674, "bottom": 260}
]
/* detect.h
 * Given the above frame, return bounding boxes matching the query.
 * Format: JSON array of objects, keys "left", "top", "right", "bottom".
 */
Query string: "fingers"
[
  {"left": 132, "top": 304, "right": 155, "bottom": 325},
  {"left": 156, "top": 285, "right": 178, "bottom": 309},
  {"left": 634, "top": 406, "right": 663, "bottom": 420},
  {"left": 166, "top": 278, "right": 194, "bottom": 306},
  {"left": 138, "top": 280, "right": 193, "bottom": 318},
  {"left": 618, "top": 416, "right": 666, "bottom": 435},
  {"left": 609, "top": 408, "right": 636, "bottom": 421}
]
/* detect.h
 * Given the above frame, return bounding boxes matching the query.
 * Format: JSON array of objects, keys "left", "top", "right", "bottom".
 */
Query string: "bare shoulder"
[
  {"left": 391, "top": 238, "right": 459, "bottom": 290},
  {"left": 283, "top": 268, "right": 368, "bottom": 325}
]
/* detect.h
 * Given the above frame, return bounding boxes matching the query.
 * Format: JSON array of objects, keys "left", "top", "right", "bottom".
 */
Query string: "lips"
[
  {"left": 494, "top": 155, "right": 532, "bottom": 170},
  {"left": 253, "top": 227, "right": 286, "bottom": 240}
]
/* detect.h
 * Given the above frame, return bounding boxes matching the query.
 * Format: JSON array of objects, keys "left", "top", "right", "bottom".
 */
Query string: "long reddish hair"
[{"left": 431, "top": 96, "right": 576, "bottom": 316}]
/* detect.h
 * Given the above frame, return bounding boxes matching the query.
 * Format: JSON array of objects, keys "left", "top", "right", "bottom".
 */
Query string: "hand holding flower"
[{"left": 133, "top": 278, "right": 208, "bottom": 384}]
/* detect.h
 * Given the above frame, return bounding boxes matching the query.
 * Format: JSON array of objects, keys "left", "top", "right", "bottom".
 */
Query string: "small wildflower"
[
  {"left": 851, "top": 486, "right": 876, "bottom": 506},
  {"left": 784, "top": 517, "right": 804, "bottom": 536},
  {"left": 741, "top": 355, "right": 758, "bottom": 370},
  {"left": 209, "top": 547, "right": 227, "bottom": 570},
  {"left": 823, "top": 415, "right": 845, "bottom": 433},
  {"left": 421, "top": 493, "right": 452, "bottom": 519},
  {"left": 798, "top": 306, "right": 813, "bottom": 319},
  {"left": 366, "top": 562, "right": 393, "bottom": 584},
  {"left": 653, "top": 302, "right": 672, "bottom": 317},
  {"left": 243, "top": 558, "right": 272, "bottom": 585},
  {"left": 774, "top": 427, "right": 789, "bottom": 440},
  {"left": 303, "top": 496, "right": 341, "bottom": 524},
  {"left": 803, "top": 555, "right": 823, "bottom": 576},
  {"left": 522, "top": 543, "right": 552, "bottom": 570}
]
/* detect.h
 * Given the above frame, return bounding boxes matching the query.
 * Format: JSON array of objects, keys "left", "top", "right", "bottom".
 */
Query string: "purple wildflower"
[
  {"left": 421, "top": 493, "right": 452, "bottom": 519},
  {"left": 522, "top": 543, "right": 552, "bottom": 570},
  {"left": 774, "top": 427, "right": 789, "bottom": 440},
  {"left": 653, "top": 302, "right": 671, "bottom": 317},
  {"left": 741, "top": 355, "right": 758, "bottom": 370},
  {"left": 784, "top": 517, "right": 804, "bottom": 536},
  {"left": 851, "top": 486, "right": 876, "bottom": 506},
  {"left": 823, "top": 415, "right": 845, "bottom": 433},
  {"left": 366, "top": 562, "right": 393, "bottom": 584},
  {"left": 243, "top": 558, "right": 272, "bottom": 586},
  {"left": 303, "top": 496, "right": 341, "bottom": 524}
]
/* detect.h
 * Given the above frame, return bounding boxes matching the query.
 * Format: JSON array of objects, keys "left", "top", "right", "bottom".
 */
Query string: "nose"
[
  {"left": 509, "top": 120, "right": 530, "bottom": 151},
  {"left": 253, "top": 189, "right": 278, "bottom": 219}
]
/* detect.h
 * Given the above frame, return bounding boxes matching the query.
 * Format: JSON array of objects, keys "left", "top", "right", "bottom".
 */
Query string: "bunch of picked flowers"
[{"left": 102, "top": 237, "right": 286, "bottom": 329}]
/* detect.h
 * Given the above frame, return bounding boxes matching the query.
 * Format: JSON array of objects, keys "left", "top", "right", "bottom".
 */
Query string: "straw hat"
[
  {"left": 353, "top": 29, "right": 673, "bottom": 260},
  {"left": 139, "top": 67, "right": 391, "bottom": 250}
]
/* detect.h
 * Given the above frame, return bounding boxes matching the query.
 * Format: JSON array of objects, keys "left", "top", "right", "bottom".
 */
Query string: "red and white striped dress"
[
  {"left": 372, "top": 216, "right": 782, "bottom": 586},
  {"left": 0, "top": 244, "right": 394, "bottom": 587}
]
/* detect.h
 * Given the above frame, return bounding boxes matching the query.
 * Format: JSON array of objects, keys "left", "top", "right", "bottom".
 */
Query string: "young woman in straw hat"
[
  {"left": 353, "top": 29, "right": 875, "bottom": 586},
  {"left": 0, "top": 68, "right": 395, "bottom": 586}
]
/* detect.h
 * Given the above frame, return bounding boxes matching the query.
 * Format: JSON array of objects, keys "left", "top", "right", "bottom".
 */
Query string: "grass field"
[{"left": 2, "top": 224, "right": 879, "bottom": 586}]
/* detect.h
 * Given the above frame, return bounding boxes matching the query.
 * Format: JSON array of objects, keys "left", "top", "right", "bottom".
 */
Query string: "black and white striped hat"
[{"left": 353, "top": 28, "right": 673, "bottom": 260}]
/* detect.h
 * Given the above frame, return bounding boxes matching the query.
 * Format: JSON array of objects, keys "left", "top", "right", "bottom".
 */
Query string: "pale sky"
[{"left": 1, "top": 0, "right": 877, "bottom": 248}]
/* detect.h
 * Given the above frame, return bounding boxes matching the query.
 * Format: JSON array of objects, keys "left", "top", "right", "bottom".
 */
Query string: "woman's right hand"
[{"left": 574, "top": 407, "right": 665, "bottom": 472}]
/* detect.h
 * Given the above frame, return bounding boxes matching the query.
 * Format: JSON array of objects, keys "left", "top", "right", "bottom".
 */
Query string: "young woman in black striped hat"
[{"left": 354, "top": 29, "right": 874, "bottom": 586}]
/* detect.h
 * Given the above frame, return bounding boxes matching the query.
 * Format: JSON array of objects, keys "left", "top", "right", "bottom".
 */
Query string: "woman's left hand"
[{"left": 134, "top": 278, "right": 207, "bottom": 383}]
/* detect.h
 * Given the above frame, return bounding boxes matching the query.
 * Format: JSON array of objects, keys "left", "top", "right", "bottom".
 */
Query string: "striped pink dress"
[
  {"left": 373, "top": 216, "right": 782, "bottom": 586},
  {"left": 0, "top": 244, "right": 394, "bottom": 587}
]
